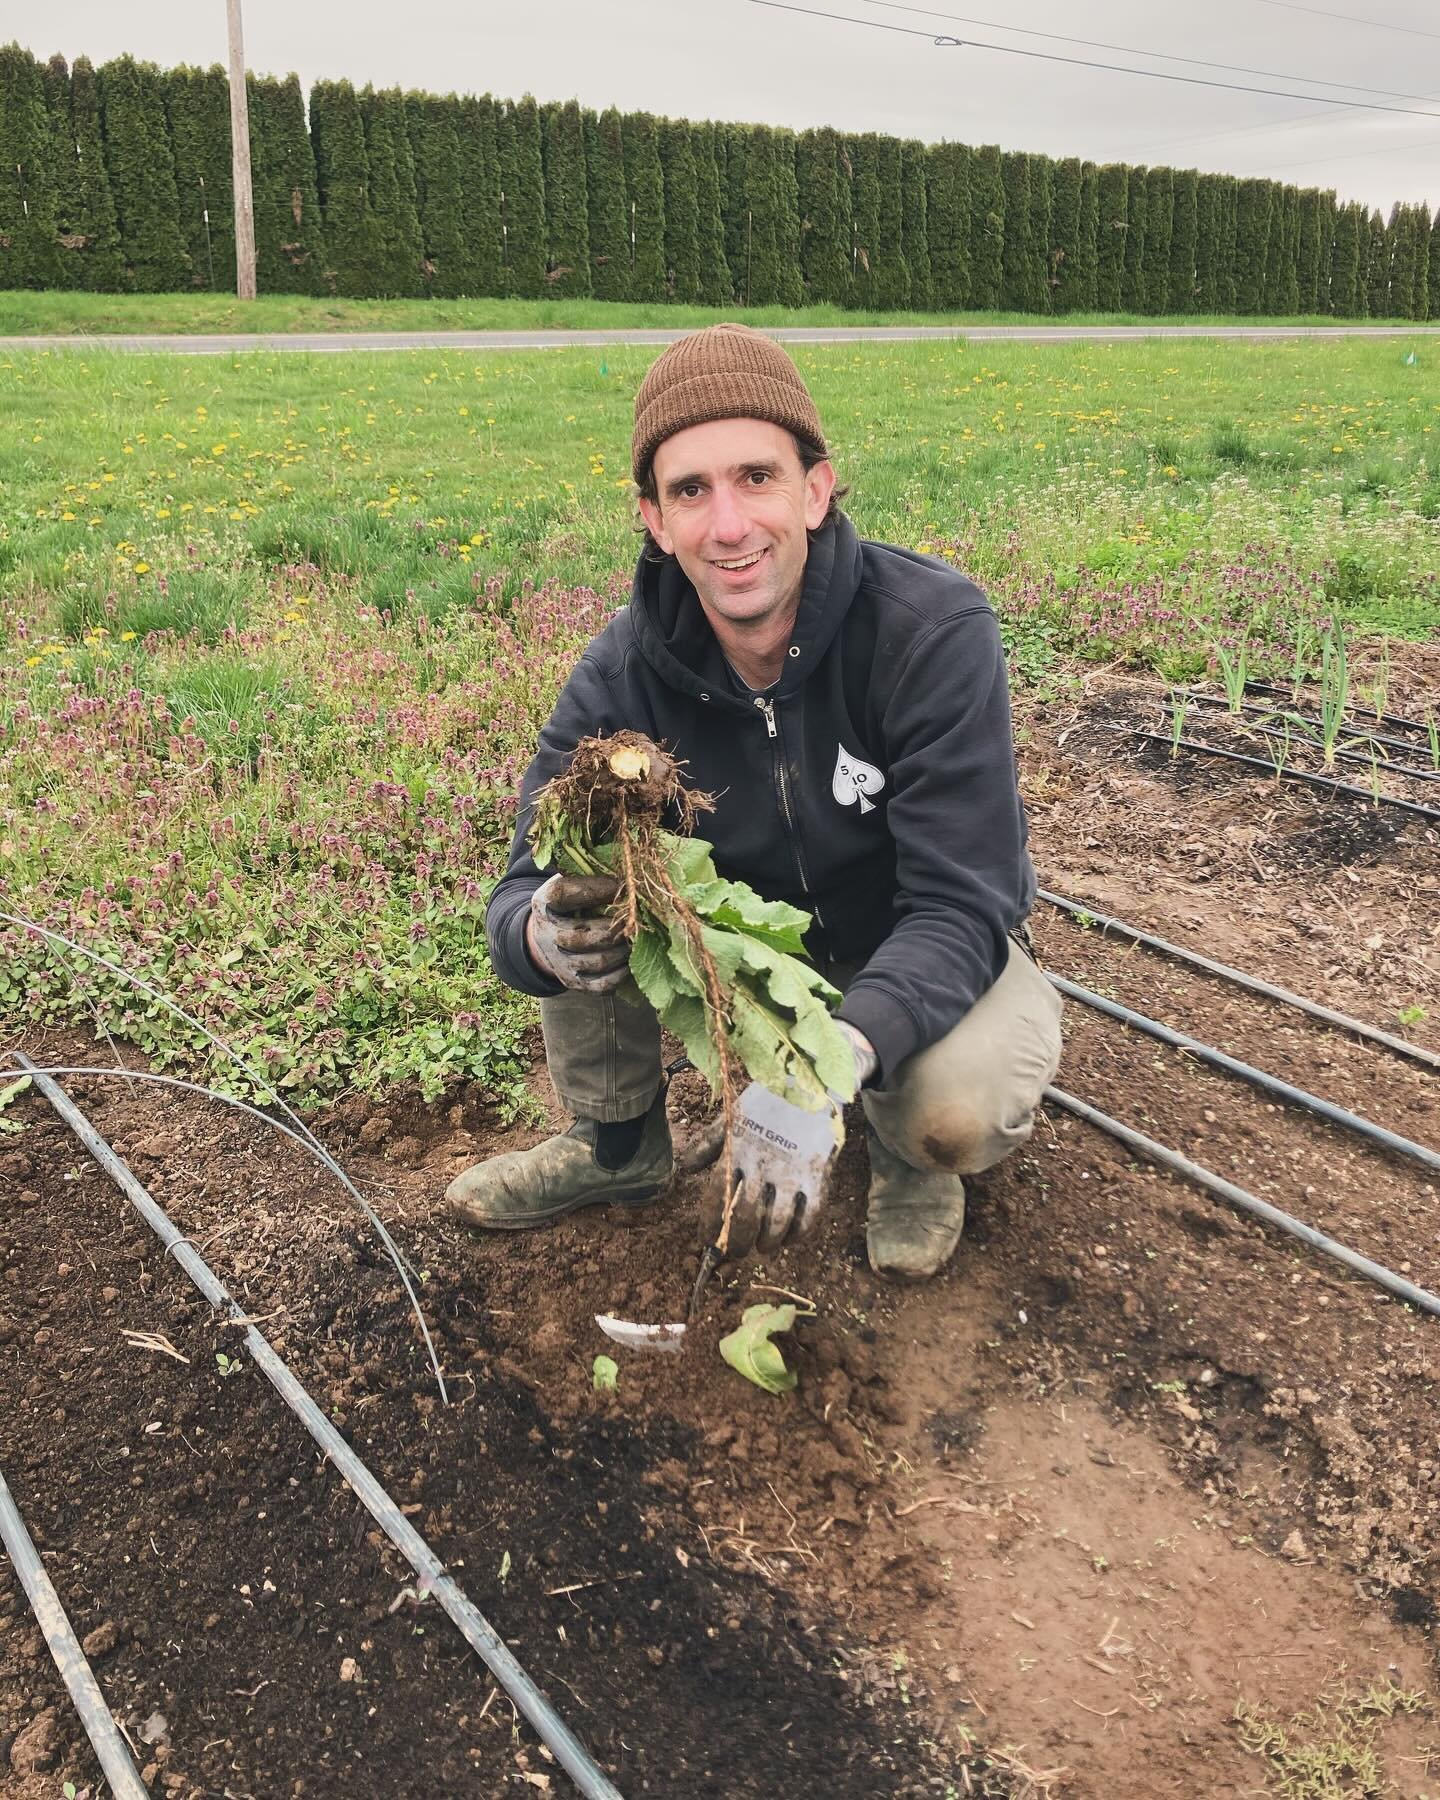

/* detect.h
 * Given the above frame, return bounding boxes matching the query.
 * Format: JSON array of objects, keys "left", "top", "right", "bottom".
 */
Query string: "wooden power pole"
[{"left": 226, "top": 0, "right": 257, "bottom": 299}]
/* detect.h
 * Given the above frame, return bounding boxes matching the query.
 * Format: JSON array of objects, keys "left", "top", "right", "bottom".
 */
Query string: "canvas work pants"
[{"left": 539, "top": 936, "right": 1064, "bottom": 1178}]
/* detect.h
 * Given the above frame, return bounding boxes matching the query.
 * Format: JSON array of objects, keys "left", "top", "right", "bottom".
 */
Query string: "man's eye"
[
  {"left": 679, "top": 484, "right": 702, "bottom": 499},
  {"left": 747, "top": 471, "right": 769, "bottom": 485}
]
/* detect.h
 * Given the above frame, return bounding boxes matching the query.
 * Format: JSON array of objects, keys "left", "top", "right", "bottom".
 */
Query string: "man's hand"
[
  {"left": 697, "top": 1022, "right": 877, "bottom": 1256},
  {"left": 526, "top": 874, "right": 630, "bottom": 993}
]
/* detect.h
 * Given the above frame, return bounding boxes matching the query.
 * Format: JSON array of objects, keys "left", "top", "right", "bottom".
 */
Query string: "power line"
[
  {"left": 852, "top": 0, "right": 1438, "bottom": 105},
  {"left": 1246, "top": 0, "right": 1440, "bottom": 43},
  {"left": 748, "top": 0, "right": 1440, "bottom": 119}
]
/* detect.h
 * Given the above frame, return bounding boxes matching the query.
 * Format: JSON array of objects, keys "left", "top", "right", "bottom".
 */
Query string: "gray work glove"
[
  {"left": 526, "top": 874, "right": 630, "bottom": 993},
  {"left": 697, "top": 1022, "right": 878, "bottom": 1256}
]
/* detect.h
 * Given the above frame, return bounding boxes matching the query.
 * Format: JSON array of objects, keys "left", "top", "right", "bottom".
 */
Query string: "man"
[{"left": 447, "top": 323, "right": 1062, "bottom": 1280}]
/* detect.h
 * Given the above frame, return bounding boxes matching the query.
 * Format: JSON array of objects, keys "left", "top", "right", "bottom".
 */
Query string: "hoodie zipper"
[{"left": 756, "top": 697, "right": 826, "bottom": 932}]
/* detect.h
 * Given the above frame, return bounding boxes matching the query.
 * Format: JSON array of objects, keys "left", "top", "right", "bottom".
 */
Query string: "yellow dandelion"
[
  {"left": 120, "top": 630, "right": 137, "bottom": 642},
  {"left": 212, "top": 443, "right": 227, "bottom": 456},
  {"left": 134, "top": 561, "right": 150, "bottom": 574}
]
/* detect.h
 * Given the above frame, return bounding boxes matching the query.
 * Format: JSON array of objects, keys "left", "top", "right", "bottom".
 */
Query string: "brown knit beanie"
[{"left": 631, "top": 322, "right": 827, "bottom": 485}]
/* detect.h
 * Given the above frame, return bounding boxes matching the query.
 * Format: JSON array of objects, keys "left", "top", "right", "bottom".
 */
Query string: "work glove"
[
  {"left": 698, "top": 1022, "right": 877, "bottom": 1257},
  {"left": 526, "top": 873, "right": 630, "bottom": 994}
]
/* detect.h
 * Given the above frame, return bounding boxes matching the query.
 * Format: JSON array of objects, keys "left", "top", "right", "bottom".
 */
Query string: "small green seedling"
[
  {"left": 592, "top": 1355, "right": 619, "bottom": 1394},
  {"left": 1397, "top": 1004, "right": 1428, "bottom": 1028},
  {"left": 498, "top": 1550, "right": 512, "bottom": 1588},
  {"left": 215, "top": 1351, "right": 241, "bottom": 1378}
]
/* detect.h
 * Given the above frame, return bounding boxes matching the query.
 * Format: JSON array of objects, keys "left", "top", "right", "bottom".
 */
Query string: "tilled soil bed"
[{"left": 5, "top": 658, "right": 1440, "bottom": 1798}]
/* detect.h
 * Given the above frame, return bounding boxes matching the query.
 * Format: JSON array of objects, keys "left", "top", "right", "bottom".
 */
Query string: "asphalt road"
[{"left": 4, "top": 323, "right": 1439, "bottom": 355}]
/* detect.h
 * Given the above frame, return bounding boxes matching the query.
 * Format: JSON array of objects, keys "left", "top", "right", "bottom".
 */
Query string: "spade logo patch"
[{"left": 832, "top": 743, "right": 886, "bottom": 816}]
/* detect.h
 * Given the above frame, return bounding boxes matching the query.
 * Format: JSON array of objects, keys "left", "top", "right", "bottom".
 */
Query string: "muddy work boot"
[
  {"left": 864, "top": 1129, "right": 966, "bottom": 1281},
  {"left": 445, "top": 1094, "right": 673, "bottom": 1230}
]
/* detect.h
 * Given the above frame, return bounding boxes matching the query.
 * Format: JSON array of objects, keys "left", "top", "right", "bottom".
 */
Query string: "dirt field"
[{"left": 3, "top": 654, "right": 1439, "bottom": 1799}]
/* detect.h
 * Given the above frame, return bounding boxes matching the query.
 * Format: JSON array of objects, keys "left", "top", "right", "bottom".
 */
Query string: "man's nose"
[{"left": 707, "top": 485, "right": 749, "bottom": 543}]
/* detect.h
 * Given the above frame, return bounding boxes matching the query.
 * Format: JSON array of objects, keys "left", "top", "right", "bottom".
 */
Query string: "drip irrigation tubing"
[
  {"left": 1243, "top": 680, "right": 1437, "bottom": 738},
  {"left": 1037, "top": 890, "right": 1440, "bottom": 1073},
  {"left": 0, "top": 910, "right": 448, "bottom": 1404},
  {"left": 13, "top": 1056, "right": 625, "bottom": 1800},
  {"left": 1117, "top": 727, "right": 1440, "bottom": 823},
  {"left": 0, "top": 1467, "right": 151, "bottom": 1799},
  {"left": 1048, "top": 977, "right": 1440, "bottom": 1178},
  {"left": 1177, "top": 690, "right": 1439, "bottom": 765},
  {"left": 1044, "top": 1087, "right": 1440, "bottom": 1320},
  {"left": 1160, "top": 702, "right": 1440, "bottom": 783}
]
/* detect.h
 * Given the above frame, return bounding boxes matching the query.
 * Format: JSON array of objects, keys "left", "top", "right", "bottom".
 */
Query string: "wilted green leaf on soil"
[
  {"left": 719, "top": 1303, "right": 799, "bottom": 1395},
  {"left": 592, "top": 1354, "right": 619, "bottom": 1393}
]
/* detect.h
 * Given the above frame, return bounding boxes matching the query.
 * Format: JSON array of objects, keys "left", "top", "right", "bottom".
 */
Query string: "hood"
[{"left": 627, "top": 513, "right": 865, "bottom": 708}]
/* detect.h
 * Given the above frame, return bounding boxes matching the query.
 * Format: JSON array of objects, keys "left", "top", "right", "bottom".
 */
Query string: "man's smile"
[{"left": 711, "top": 548, "right": 767, "bottom": 572}]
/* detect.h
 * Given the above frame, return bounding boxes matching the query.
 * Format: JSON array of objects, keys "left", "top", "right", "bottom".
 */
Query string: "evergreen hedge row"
[{"left": 3, "top": 41, "right": 1437, "bottom": 318}]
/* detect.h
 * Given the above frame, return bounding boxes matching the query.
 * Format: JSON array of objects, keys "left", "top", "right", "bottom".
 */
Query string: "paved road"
[{"left": 4, "top": 323, "right": 1439, "bottom": 356}]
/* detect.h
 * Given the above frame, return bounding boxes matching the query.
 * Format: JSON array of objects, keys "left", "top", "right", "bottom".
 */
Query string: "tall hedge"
[
  {"left": 926, "top": 141, "right": 970, "bottom": 311},
  {"left": 1233, "top": 179, "right": 1272, "bottom": 316},
  {"left": 407, "top": 94, "right": 464, "bottom": 296},
  {"left": 249, "top": 73, "right": 324, "bottom": 294},
  {"left": 848, "top": 133, "right": 882, "bottom": 310},
  {"left": 0, "top": 44, "right": 62, "bottom": 288},
  {"left": 1143, "top": 166, "right": 1173, "bottom": 314},
  {"left": 1329, "top": 201, "right": 1363, "bottom": 319},
  {"left": 1047, "top": 156, "right": 1083, "bottom": 312},
  {"left": 622, "top": 110, "right": 665, "bottom": 302},
  {"left": 870, "top": 134, "right": 908, "bottom": 310},
  {"left": 966, "top": 143, "right": 1004, "bottom": 312},
  {"left": 500, "top": 95, "right": 546, "bottom": 298},
  {"left": 65, "top": 55, "right": 125, "bottom": 289},
  {"left": 744, "top": 125, "right": 802, "bottom": 308},
  {"left": 166, "top": 65, "right": 233, "bottom": 289},
  {"left": 1168, "top": 169, "right": 1198, "bottom": 313},
  {"left": 311, "top": 79, "right": 378, "bottom": 296},
  {"left": 1000, "top": 151, "right": 1042, "bottom": 312},
  {"left": 42, "top": 55, "right": 84, "bottom": 289},
  {"left": 1121, "top": 168, "right": 1148, "bottom": 312},
  {"left": 1428, "top": 207, "right": 1440, "bottom": 322},
  {"left": 585, "top": 106, "right": 629, "bottom": 300},
  {"left": 691, "top": 121, "right": 731, "bottom": 305}
]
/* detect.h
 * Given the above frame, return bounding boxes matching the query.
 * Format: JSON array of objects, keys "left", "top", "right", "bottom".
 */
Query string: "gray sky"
[{"left": 17, "top": 0, "right": 1440, "bottom": 213}]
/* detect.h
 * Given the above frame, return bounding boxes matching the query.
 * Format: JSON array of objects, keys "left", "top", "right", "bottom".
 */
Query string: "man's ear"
[
  {"left": 803, "top": 457, "right": 837, "bottom": 530},
  {"left": 637, "top": 493, "right": 673, "bottom": 554}
]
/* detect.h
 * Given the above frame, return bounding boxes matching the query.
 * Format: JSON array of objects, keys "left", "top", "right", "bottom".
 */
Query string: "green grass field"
[
  {"left": 1, "top": 332, "right": 1437, "bottom": 1107},
  {"left": 2, "top": 288, "right": 1433, "bottom": 338}
]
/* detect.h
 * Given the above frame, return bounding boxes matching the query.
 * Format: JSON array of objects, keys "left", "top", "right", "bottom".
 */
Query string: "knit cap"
[{"left": 631, "top": 322, "right": 827, "bottom": 484}]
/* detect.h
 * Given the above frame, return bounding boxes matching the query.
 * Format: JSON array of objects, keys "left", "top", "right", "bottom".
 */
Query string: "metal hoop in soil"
[
  {"left": 15, "top": 1056, "right": 625, "bottom": 1800},
  {"left": 1037, "top": 889, "right": 1440, "bottom": 1072}
]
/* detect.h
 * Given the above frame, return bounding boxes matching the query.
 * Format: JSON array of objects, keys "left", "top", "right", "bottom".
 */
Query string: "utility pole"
[{"left": 226, "top": 0, "right": 257, "bottom": 299}]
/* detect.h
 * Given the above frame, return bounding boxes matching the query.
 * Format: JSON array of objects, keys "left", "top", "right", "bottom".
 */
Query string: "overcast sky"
[{"left": 17, "top": 0, "right": 1440, "bottom": 213}]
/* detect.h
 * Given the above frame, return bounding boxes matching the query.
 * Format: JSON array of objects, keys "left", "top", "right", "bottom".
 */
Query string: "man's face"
[{"left": 637, "top": 418, "right": 836, "bottom": 631}]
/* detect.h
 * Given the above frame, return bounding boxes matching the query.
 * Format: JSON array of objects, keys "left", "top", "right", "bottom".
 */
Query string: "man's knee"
[{"left": 866, "top": 1085, "right": 1038, "bottom": 1176}]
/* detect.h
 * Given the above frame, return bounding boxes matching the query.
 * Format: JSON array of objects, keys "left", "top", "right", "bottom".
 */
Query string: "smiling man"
[{"left": 447, "top": 323, "right": 1062, "bottom": 1280}]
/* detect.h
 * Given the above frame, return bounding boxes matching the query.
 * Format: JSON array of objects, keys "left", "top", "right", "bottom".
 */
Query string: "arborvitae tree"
[
  {"left": 498, "top": 94, "right": 546, "bottom": 298},
  {"left": 0, "top": 44, "right": 62, "bottom": 288},
  {"left": 311, "top": 79, "right": 380, "bottom": 296},
  {"left": 1073, "top": 161, "right": 1099, "bottom": 311},
  {"left": 691, "top": 120, "right": 731, "bottom": 304},
  {"left": 1167, "top": 168, "right": 1198, "bottom": 313},
  {"left": 870, "top": 133, "right": 909, "bottom": 308},
  {"left": 1365, "top": 208, "right": 1390, "bottom": 316},
  {"left": 720, "top": 123, "right": 749, "bottom": 292},
  {"left": 1121, "top": 167, "right": 1148, "bottom": 311},
  {"left": 166, "top": 65, "right": 233, "bottom": 289},
  {"left": 1260, "top": 184, "right": 1290, "bottom": 313},
  {"left": 1193, "top": 175, "right": 1220, "bottom": 311},
  {"left": 658, "top": 117, "right": 700, "bottom": 301},
  {"left": 66, "top": 55, "right": 124, "bottom": 289},
  {"left": 585, "top": 106, "right": 629, "bottom": 300},
  {"left": 458, "top": 95, "right": 504, "bottom": 298},
  {"left": 1428, "top": 206, "right": 1440, "bottom": 322},
  {"left": 1030, "top": 154, "right": 1054, "bottom": 311},
  {"left": 1094, "top": 163, "right": 1128, "bottom": 312},
  {"left": 1277, "top": 186, "right": 1301, "bottom": 314},
  {"left": 926, "top": 141, "right": 970, "bottom": 310},
  {"left": 999, "top": 151, "right": 1041, "bottom": 312},
  {"left": 1217, "top": 176, "right": 1240, "bottom": 312},
  {"left": 1390, "top": 201, "right": 1426, "bottom": 320},
  {"left": 1328, "top": 200, "right": 1363, "bottom": 318},
  {"left": 42, "top": 55, "right": 85, "bottom": 289},
  {"left": 1143, "top": 165, "right": 1173, "bottom": 313},
  {"left": 796, "top": 126, "right": 850, "bottom": 305},
  {"left": 247, "top": 73, "right": 324, "bottom": 294},
  {"left": 622, "top": 111, "right": 666, "bottom": 302},
  {"left": 900, "top": 139, "right": 931, "bottom": 310},
  {"left": 1409, "top": 203, "right": 1429, "bottom": 321},
  {"left": 357, "top": 87, "right": 423, "bottom": 296},
  {"left": 967, "top": 143, "right": 1004, "bottom": 311},
  {"left": 741, "top": 126, "right": 802, "bottom": 307},
  {"left": 407, "top": 94, "right": 465, "bottom": 295},
  {"left": 1294, "top": 187, "right": 1321, "bottom": 315},
  {"left": 540, "top": 98, "right": 590, "bottom": 296},
  {"left": 848, "top": 132, "right": 883, "bottom": 310},
  {"left": 1233, "top": 179, "right": 1272, "bottom": 315},
  {"left": 1047, "top": 155, "right": 1083, "bottom": 311},
  {"left": 97, "top": 55, "right": 190, "bottom": 290}
]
